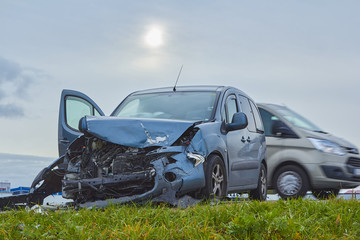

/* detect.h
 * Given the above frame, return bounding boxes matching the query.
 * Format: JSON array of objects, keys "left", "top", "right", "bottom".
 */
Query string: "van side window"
[
  {"left": 238, "top": 95, "right": 256, "bottom": 132},
  {"left": 249, "top": 101, "right": 264, "bottom": 133},
  {"left": 258, "top": 108, "right": 280, "bottom": 137},
  {"left": 223, "top": 95, "right": 238, "bottom": 123}
]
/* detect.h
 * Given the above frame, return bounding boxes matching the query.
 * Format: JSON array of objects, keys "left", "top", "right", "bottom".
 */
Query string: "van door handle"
[
  {"left": 241, "top": 137, "right": 246, "bottom": 143},
  {"left": 247, "top": 137, "right": 251, "bottom": 142}
]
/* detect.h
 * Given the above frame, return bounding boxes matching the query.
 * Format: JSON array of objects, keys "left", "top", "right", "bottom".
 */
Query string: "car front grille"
[{"left": 347, "top": 157, "right": 360, "bottom": 168}]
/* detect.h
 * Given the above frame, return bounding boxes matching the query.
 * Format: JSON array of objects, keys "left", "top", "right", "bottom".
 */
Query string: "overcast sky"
[{"left": 1, "top": 1, "right": 360, "bottom": 185}]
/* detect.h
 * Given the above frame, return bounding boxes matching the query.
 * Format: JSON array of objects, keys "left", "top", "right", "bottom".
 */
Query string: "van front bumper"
[
  {"left": 311, "top": 156, "right": 360, "bottom": 189},
  {"left": 321, "top": 165, "right": 360, "bottom": 183},
  {"left": 304, "top": 155, "right": 360, "bottom": 189}
]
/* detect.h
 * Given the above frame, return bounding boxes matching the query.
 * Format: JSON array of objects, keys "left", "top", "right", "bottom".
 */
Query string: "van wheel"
[
  {"left": 274, "top": 165, "right": 309, "bottom": 199},
  {"left": 249, "top": 163, "right": 267, "bottom": 201},
  {"left": 203, "top": 155, "right": 227, "bottom": 199},
  {"left": 312, "top": 189, "right": 340, "bottom": 200}
]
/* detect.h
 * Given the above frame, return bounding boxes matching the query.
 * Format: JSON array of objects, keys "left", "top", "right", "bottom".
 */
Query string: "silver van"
[{"left": 257, "top": 103, "right": 360, "bottom": 199}]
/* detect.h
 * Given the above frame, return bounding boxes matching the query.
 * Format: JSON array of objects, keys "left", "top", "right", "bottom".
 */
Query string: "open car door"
[
  {"left": 58, "top": 89, "right": 105, "bottom": 156},
  {"left": 1, "top": 89, "right": 105, "bottom": 209}
]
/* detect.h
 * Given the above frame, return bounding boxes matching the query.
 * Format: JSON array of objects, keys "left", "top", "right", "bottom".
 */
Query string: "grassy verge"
[{"left": 1, "top": 198, "right": 360, "bottom": 239}]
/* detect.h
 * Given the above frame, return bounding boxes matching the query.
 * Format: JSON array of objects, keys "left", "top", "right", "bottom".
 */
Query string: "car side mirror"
[
  {"left": 226, "top": 112, "right": 248, "bottom": 131},
  {"left": 271, "top": 120, "right": 297, "bottom": 138}
]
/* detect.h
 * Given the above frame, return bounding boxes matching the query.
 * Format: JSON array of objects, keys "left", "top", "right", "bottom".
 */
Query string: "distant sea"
[{"left": 0, "top": 153, "right": 55, "bottom": 188}]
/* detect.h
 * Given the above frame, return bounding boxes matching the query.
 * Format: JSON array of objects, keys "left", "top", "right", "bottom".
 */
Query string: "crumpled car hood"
[{"left": 79, "top": 116, "right": 195, "bottom": 148}]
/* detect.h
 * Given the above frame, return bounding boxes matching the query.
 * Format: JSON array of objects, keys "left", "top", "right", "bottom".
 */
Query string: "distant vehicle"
[
  {"left": 257, "top": 103, "right": 360, "bottom": 199},
  {"left": 1, "top": 86, "right": 267, "bottom": 209},
  {"left": 11, "top": 187, "right": 30, "bottom": 196}
]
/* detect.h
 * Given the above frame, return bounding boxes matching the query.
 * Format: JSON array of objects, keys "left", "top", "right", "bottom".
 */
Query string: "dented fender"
[{"left": 31, "top": 156, "right": 65, "bottom": 191}]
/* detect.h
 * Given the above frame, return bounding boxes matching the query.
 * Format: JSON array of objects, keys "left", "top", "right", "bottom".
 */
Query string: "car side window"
[
  {"left": 249, "top": 101, "right": 264, "bottom": 132},
  {"left": 223, "top": 95, "right": 238, "bottom": 123},
  {"left": 65, "top": 96, "right": 101, "bottom": 131},
  {"left": 258, "top": 108, "right": 280, "bottom": 137},
  {"left": 238, "top": 95, "right": 256, "bottom": 132}
]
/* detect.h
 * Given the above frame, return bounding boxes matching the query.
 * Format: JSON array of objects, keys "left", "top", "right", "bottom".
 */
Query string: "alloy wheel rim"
[{"left": 212, "top": 164, "right": 224, "bottom": 197}]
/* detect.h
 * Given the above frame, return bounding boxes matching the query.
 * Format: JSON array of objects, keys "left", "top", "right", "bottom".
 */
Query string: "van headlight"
[{"left": 308, "top": 138, "right": 346, "bottom": 156}]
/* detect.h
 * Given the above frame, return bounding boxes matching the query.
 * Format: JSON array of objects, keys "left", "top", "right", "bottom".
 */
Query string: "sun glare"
[{"left": 144, "top": 26, "right": 164, "bottom": 48}]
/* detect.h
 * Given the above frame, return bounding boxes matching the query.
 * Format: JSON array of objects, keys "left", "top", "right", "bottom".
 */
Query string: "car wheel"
[
  {"left": 274, "top": 165, "right": 309, "bottom": 199},
  {"left": 312, "top": 189, "right": 340, "bottom": 200},
  {"left": 203, "top": 155, "right": 227, "bottom": 199},
  {"left": 249, "top": 163, "right": 267, "bottom": 201}
]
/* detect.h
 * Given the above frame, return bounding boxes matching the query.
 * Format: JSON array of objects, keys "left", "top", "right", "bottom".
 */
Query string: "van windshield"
[
  {"left": 275, "top": 106, "right": 323, "bottom": 132},
  {"left": 112, "top": 91, "right": 218, "bottom": 121}
]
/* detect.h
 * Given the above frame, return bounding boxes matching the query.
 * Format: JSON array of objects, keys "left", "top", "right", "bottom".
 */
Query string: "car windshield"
[
  {"left": 275, "top": 106, "right": 323, "bottom": 132},
  {"left": 113, "top": 91, "right": 218, "bottom": 121}
]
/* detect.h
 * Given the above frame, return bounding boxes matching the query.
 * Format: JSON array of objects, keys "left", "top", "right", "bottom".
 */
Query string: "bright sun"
[{"left": 144, "top": 26, "right": 164, "bottom": 48}]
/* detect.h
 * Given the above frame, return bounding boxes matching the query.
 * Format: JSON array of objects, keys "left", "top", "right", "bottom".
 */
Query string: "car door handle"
[
  {"left": 241, "top": 137, "right": 246, "bottom": 143},
  {"left": 247, "top": 137, "right": 251, "bottom": 142},
  {"left": 60, "top": 139, "right": 70, "bottom": 144}
]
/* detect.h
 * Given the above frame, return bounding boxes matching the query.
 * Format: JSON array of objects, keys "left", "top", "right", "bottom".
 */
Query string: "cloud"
[
  {"left": 0, "top": 89, "right": 5, "bottom": 101},
  {"left": 0, "top": 57, "right": 22, "bottom": 83},
  {"left": 0, "top": 56, "right": 43, "bottom": 118},
  {"left": 0, "top": 103, "right": 24, "bottom": 118}
]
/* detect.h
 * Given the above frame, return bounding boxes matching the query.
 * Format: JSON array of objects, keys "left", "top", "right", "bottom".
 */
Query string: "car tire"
[
  {"left": 274, "top": 165, "right": 309, "bottom": 199},
  {"left": 249, "top": 163, "right": 267, "bottom": 201},
  {"left": 203, "top": 155, "right": 227, "bottom": 199},
  {"left": 312, "top": 189, "right": 340, "bottom": 200}
]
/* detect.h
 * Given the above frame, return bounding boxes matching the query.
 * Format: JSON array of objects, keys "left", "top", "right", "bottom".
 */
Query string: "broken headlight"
[{"left": 187, "top": 152, "right": 205, "bottom": 167}]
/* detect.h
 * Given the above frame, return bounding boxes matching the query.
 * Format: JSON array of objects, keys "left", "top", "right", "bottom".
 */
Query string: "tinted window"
[
  {"left": 238, "top": 95, "right": 256, "bottom": 132},
  {"left": 274, "top": 106, "right": 322, "bottom": 132},
  {"left": 258, "top": 108, "right": 280, "bottom": 137}
]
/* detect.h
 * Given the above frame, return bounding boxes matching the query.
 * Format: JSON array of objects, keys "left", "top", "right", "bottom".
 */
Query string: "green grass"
[{"left": 1, "top": 198, "right": 360, "bottom": 239}]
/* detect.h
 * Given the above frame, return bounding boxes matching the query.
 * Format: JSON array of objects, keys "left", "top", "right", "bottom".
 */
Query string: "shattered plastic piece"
[{"left": 29, "top": 204, "right": 46, "bottom": 214}]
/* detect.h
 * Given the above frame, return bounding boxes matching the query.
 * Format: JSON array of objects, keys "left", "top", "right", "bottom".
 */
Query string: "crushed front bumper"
[{"left": 73, "top": 155, "right": 206, "bottom": 208}]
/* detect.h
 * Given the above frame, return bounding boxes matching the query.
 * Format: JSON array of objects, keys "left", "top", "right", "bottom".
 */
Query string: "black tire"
[
  {"left": 203, "top": 155, "right": 227, "bottom": 199},
  {"left": 312, "top": 189, "right": 340, "bottom": 200},
  {"left": 249, "top": 163, "right": 267, "bottom": 201},
  {"left": 274, "top": 165, "right": 309, "bottom": 200}
]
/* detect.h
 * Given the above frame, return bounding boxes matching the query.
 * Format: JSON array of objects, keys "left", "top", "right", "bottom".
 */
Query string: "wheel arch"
[
  {"left": 261, "top": 159, "right": 267, "bottom": 170},
  {"left": 270, "top": 161, "right": 312, "bottom": 189},
  {"left": 206, "top": 150, "right": 227, "bottom": 173}
]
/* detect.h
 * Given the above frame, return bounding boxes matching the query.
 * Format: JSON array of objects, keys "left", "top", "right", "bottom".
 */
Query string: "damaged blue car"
[{"left": 0, "top": 86, "right": 267, "bottom": 208}]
